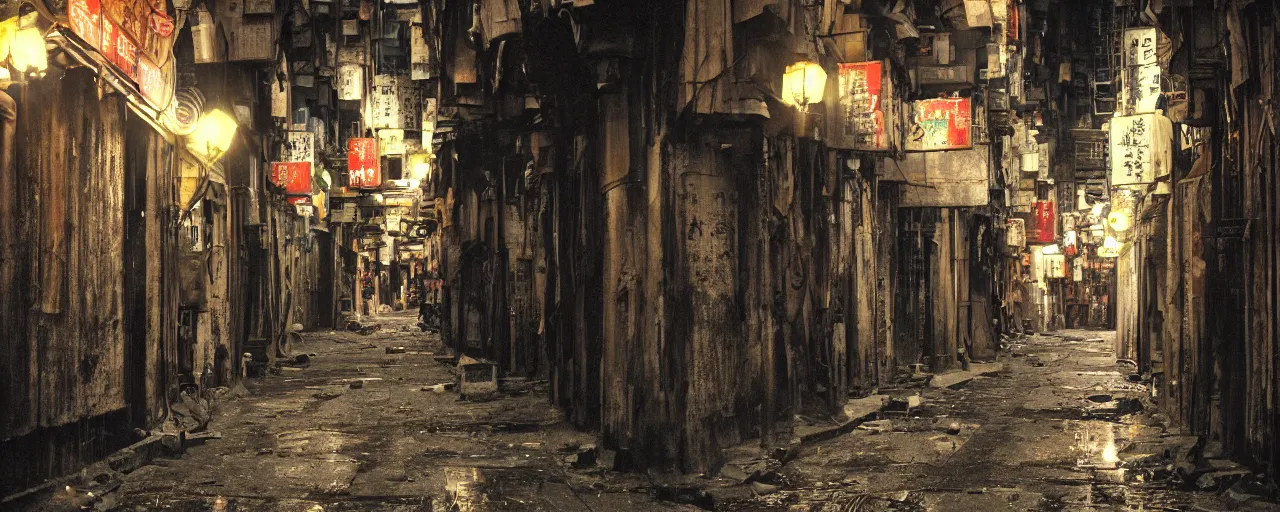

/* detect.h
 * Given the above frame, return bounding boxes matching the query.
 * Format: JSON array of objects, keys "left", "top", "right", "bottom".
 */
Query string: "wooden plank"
[{"left": 0, "top": 88, "right": 35, "bottom": 439}]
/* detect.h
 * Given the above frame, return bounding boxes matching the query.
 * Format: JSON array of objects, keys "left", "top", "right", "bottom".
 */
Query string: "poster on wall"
[
  {"left": 271, "top": 162, "right": 312, "bottom": 195},
  {"left": 1006, "top": 217, "right": 1026, "bottom": 247},
  {"left": 347, "top": 138, "right": 381, "bottom": 188},
  {"left": 1109, "top": 113, "right": 1172, "bottom": 186},
  {"left": 906, "top": 97, "right": 972, "bottom": 151},
  {"left": 370, "top": 75, "right": 421, "bottom": 129},
  {"left": 837, "top": 61, "right": 888, "bottom": 151}
]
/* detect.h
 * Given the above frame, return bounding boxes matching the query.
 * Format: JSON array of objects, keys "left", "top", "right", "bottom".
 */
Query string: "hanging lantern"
[
  {"left": 11, "top": 18, "right": 47, "bottom": 76},
  {"left": 187, "top": 109, "right": 238, "bottom": 162},
  {"left": 1106, "top": 209, "right": 1131, "bottom": 232},
  {"left": 781, "top": 61, "right": 827, "bottom": 108}
]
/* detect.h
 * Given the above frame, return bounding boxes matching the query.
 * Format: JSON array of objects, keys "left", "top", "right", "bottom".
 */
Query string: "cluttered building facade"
[{"left": 2, "top": 0, "right": 1280, "bottom": 505}]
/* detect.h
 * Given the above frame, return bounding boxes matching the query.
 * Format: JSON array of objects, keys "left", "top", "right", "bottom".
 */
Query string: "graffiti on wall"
[{"left": 906, "top": 98, "right": 972, "bottom": 151}]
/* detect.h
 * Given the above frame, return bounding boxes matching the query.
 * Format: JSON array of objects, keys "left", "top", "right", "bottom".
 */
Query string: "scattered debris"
[
  {"left": 750, "top": 482, "right": 780, "bottom": 495},
  {"left": 884, "top": 395, "right": 923, "bottom": 413},
  {"left": 346, "top": 321, "right": 381, "bottom": 335},
  {"left": 458, "top": 356, "right": 498, "bottom": 398},
  {"left": 312, "top": 390, "right": 343, "bottom": 400},
  {"left": 565, "top": 444, "right": 597, "bottom": 468},
  {"left": 421, "top": 383, "right": 456, "bottom": 393}
]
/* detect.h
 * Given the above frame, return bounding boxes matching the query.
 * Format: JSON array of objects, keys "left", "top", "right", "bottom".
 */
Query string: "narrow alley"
[{"left": 4, "top": 0, "right": 1280, "bottom": 511}]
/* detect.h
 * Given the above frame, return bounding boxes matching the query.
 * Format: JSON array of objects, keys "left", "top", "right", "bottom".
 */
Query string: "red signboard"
[
  {"left": 906, "top": 97, "right": 973, "bottom": 151},
  {"left": 67, "top": 0, "right": 173, "bottom": 109},
  {"left": 838, "top": 61, "right": 887, "bottom": 151},
  {"left": 1034, "top": 200, "right": 1056, "bottom": 243},
  {"left": 271, "top": 162, "right": 312, "bottom": 196},
  {"left": 347, "top": 138, "right": 381, "bottom": 188}
]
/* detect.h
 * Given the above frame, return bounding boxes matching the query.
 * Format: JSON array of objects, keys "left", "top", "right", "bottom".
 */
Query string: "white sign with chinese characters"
[
  {"left": 1109, "top": 113, "right": 1172, "bottom": 186},
  {"left": 284, "top": 131, "right": 315, "bottom": 163}
]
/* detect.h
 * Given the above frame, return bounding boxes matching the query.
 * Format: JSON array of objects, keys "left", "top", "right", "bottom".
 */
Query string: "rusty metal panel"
[{"left": 898, "top": 146, "right": 990, "bottom": 207}]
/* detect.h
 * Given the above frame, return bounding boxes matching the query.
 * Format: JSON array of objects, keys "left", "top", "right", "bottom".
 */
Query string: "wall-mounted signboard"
[
  {"left": 836, "top": 61, "right": 889, "bottom": 151},
  {"left": 271, "top": 161, "right": 312, "bottom": 195},
  {"left": 347, "top": 138, "right": 381, "bottom": 188},
  {"left": 906, "top": 97, "right": 972, "bottom": 151}
]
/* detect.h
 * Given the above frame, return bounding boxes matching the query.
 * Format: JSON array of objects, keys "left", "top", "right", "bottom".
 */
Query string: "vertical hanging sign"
[
  {"left": 1109, "top": 113, "right": 1172, "bottom": 185},
  {"left": 1034, "top": 200, "right": 1056, "bottom": 243},
  {"left": 906, "top": 97, "right": 972, "bottom": 151},
  {"left": 348, "top": 138, "right": 381, "bottom": 188},
  {"left": 410, "top": 24, "right": 431, "bottom": 80},
  {"left": 1122, "top": 27, "right": 1161, "bottom": 115}
]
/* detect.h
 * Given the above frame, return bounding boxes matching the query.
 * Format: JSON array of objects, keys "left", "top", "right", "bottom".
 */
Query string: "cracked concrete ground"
[{"left": 85, "top": 324, "right": 1280, "bottom": 511}]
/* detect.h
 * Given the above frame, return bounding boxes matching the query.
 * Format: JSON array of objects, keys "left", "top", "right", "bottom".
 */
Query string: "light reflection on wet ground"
[{"left": 77, "top": 328, "right": 1279, "bottom": 511}]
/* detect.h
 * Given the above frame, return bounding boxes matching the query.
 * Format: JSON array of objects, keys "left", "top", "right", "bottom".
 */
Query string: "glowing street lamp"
[
  {"left": 1106, "top": 209, "right": 1131, "bottom": 232},
  {"left": 781, "top": 61, "right": 826, "bottom": 109},
  {"left": 187, "top": 109, "right": 237, "bottom": 162}
]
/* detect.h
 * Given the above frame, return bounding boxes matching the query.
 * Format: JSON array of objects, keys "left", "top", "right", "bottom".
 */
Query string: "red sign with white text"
[
  {"left": 67, "top": 0, "right": 173, "bottom": 109},
  {"left": 272, "top": 162, "right": 312, "bottom": 196},
  {"left": 1034, "top": 200, "right": 1056, "bottom": 243},
  {"left": 347, "top": 138, "right": 380, "bottom": 188}
]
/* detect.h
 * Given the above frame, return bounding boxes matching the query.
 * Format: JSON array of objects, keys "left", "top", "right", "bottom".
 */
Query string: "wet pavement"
[
  {"left": 720, "top": 331, "right": 1279, "bottom": 511},
  {"left": 50, "top": 323, "right": 1280, "bottom": 511}
]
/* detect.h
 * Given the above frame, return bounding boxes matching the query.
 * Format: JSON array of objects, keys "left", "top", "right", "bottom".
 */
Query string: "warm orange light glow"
[
  {"left": 781, "top": 61, "right": 827, "bottom": 108},
  {"left": 187, "top": 109, "right": 237, "bottom": 162}
]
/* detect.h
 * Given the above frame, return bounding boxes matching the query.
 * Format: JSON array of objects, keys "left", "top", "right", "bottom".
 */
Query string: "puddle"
[
  {"left": 445, "top": 467, "right": 488, "bottom": 511},
  {"left": 276, "top": 429, "right": 357, "bottom": 456}
]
